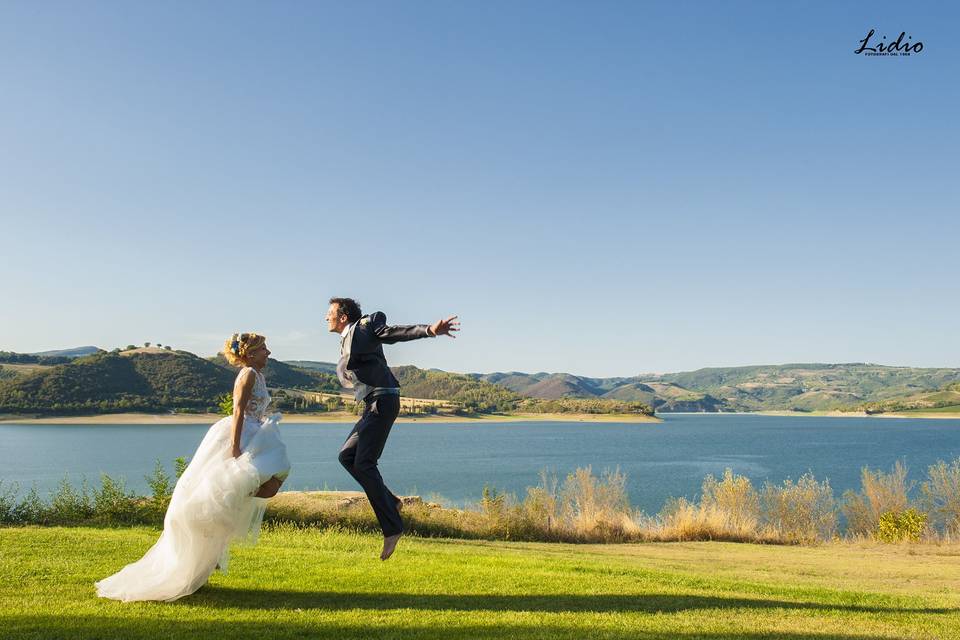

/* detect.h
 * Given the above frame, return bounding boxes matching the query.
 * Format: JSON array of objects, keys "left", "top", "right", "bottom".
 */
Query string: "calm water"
[{"left": 2, "top": 414, "right": 959, "bottom": 514}]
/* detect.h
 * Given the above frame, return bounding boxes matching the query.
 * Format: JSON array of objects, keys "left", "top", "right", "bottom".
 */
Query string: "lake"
[{"left": 2, "top": 414, "right": 959, "bottom": 514}]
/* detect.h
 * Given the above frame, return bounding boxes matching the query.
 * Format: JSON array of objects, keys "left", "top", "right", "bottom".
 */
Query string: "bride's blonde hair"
[{"left": 223, "top": 333, "right": 266, "bottom": 367}]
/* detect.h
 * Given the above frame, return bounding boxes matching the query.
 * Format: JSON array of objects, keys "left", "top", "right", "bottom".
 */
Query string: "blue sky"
[{"left": 1, "top": 1, "right": 957, "bottom": 377}]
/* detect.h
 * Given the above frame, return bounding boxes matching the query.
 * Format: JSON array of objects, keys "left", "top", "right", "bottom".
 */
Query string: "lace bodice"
[{"left": 236, "top": 367, "right": 271, "bottom": 421}]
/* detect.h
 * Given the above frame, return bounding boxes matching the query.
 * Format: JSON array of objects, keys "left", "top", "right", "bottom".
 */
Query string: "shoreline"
[
  {"left": 752, "top": 410, "right": 960, "bottom": 420},
  {"left": 0, "top": 411, "right": 662, "bottom": 425},
  {"left": 5, "top": 409, "right": 959, "bottom": 425}
]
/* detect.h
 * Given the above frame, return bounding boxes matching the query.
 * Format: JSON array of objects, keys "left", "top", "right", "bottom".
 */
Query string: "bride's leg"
[{"left": 255, "top": 477, "right": 283, "bottom": 498}]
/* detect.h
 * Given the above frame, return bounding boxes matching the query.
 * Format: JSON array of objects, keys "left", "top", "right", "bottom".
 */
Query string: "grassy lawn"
[{"left": 2, "top": 526, "right": 959, "bottom": 639}]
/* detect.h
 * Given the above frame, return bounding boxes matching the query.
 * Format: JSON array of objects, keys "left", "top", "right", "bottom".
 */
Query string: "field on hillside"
[
  {"left": 0, "top": 363, "right": 51, "bottom": 376},
  {"left": 2, "top": 526, "right": 959, "bottom": 639}
]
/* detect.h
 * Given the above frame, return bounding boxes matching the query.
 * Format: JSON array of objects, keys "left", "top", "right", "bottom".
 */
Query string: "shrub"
[
  {"left": 145, "top": 460, "right": 173, "bottom": 521},
  {"left": 92, "top": 474, "right": 139, "bottom": 525},
  {"left": 480, "top": 485, "right": 508, "bottom": 520},
  {"left": 13, "top": 484, "right": 49, "bottom": 524},
  {"left": 761, "top": 473, "right": 836, "bottom": 544},
  {"left": 522, "top": 469, "right": 560, "bottom": 530},
  {"left": 48, "top": 475, "right": 94, "bottom": 524},
  {"left": 0, "top": 480, "right": 20, "bottom": 524},
  {"left": 842, "top": 461, "right": 913, "bottom": 537},
  {"left": 649, "top": 469, "right": 764, "bottom": 542},
  {"left": 920, "top": 457, "right": 960, "bottom": 535},
  {"left": 559, "top": 466, "right": 633, "bottom": 539},
  {"left": 653, "top": 497, "right": 727, "bottom": 541},
  {"left": 174, "top": 456, "right": 188, "bottom": 480},
  {"left": 876, "top": 508, "right": 927, "bottom": 543},
  {"left": 701, "top": 468, "right": 761, "bottom": 534}
]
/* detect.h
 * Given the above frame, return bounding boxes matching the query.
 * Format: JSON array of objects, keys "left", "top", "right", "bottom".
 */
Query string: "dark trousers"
[{"left": 337, "top": 394, "right": 403, "bottom": 537}]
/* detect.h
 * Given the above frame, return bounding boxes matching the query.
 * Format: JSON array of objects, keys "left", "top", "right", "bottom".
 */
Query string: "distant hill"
[
  {"left": 392, "top": 366, "right": 520, "bottom": 413},
  {"left": 3, "top": 343, "right": 956, "bottom": 417},
  {"left": 472, "top": 363, "right": 960, "bottom": 413},
  {"left": 282, "top": 360, "right": 338, "bottom": 375},
  {"left": 0, "top": 348, "right": 102, "bottom": 367},
  {"left": 29, "top": 346, "right": 101, "bottom": 359},
  {"left": 0, "top": 350, "right": 234, "bottom": 414},
  {"left": 0, "top": 349, "right": 342, "bottom": 415},
  {"left": 862, "top": 382, "right": 960, "bottom": 414},
  {"left": 657, "top": 363, "right": 960, "bottom": 412},
  {"left": 471, "top": 371, "right": 630, "bottom": 397},
  {"left": 470, "top": 371, "right": 721, "bottom": 411},
  {"left": 0, "top": 349, "right": 654, "bottom": 417},
  {"left": 523, "top": 373, "right": 604, "bottom": 398},
  {"left": 209, "top": 355, "right": 341, "bottom": 392}
]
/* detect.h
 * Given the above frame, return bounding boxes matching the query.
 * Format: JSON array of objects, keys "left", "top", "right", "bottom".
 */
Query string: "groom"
[{"left": 326, "top": 297, "right": 459, "bottom": 560}]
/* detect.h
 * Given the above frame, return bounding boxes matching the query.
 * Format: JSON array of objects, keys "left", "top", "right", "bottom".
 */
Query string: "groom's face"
[{"left": 326, "top": 303, "right": 349, "bottom": 333}]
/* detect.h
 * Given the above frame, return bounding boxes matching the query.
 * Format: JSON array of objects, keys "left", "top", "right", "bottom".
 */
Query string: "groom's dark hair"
[{"left": 329, "top": 297, "right": 362, "bottom": 323}]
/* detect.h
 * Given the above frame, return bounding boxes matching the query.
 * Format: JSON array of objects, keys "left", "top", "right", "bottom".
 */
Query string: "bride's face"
[{"left": 245, "top": 343, "right": 270, "bottom": 370}]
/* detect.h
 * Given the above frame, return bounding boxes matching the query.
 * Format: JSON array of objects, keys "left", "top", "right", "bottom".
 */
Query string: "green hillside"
[
  {"left": 209, "top": 355, "right": 340, "bottom": 392},
  {"left": 0, "top": 351, "right": 235, "bottom": 414},
  {"left": 863, "top": 382, "right": 960, "bottom": 414},
  {"left": 658, "top": 363, "right": 960, "bottom": 412},
  {"left": 473, "top": 364, "right": 960, "bottom": 413},
  {"left": 391, "top": 367, "right": 653, "bottom": 415},
  {"left": 392, "top": 366, "right": 523, "bottom": 413},
  {"left": 2, "top": 344, "right": 957, "bottom": 417}
]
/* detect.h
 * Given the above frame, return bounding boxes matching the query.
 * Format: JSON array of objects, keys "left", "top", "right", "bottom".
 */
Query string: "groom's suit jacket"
[{"left": 337, "top": 312, "right": 433, "bottom": 401}]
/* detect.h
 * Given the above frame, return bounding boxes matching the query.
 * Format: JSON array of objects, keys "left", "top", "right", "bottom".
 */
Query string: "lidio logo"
[{"left": 855, "top": 30, "right": 923, "bottom": 56}]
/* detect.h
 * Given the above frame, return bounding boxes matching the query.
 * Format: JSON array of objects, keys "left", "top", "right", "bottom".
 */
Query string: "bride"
[{"left": 95, "top": 333, "right": 291, "bottom": 602}]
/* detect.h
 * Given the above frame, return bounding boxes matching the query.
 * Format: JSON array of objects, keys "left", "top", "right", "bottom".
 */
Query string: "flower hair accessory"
[{"left": 230, "top": 333, "right": 241, "bottom": 355}]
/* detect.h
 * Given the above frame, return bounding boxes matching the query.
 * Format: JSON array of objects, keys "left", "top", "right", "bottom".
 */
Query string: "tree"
[
  {"left": 217, "top": 393, "right": 233, "bottom": 416},
  {"left": 144, "top": 342, "right": 151, "bottom": 348}
]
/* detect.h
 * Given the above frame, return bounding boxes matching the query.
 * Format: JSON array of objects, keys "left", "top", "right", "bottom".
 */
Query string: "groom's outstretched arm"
[{"left": 371, "top": 311, "right": 460, "bottom": 344}]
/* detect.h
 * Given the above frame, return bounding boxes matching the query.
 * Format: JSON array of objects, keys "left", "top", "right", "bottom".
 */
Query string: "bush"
[
  {"left": 13, "top": 484, "right": 49, "bottom": 524},
  {"left": 9, "top": 460, "right": 960, "bottom": 545},
  {"left": 0, "top": 480, "right": 20, "bottom": 524},
  {"left": 48, "top": 475, "right": 94, "bottom": 524},
  {"left": 650, "top": 470, "right": 764, "bottom": 543},
  {"left": 559, "top": 466, "right": 633, "bottom": 539},
  {"left": 761, "top": 473, "right": 836, "bottom": 544},
  {"left": 174, "top": 456, "right": 188, "bottom": 480},
  {"left": 522, "top": 470, "right": 560, "bottom": 531},
  {"left": 92, "top": 474, "right": 139, "bottom": 525},
  {"left": 145, "top": 460, "right": 173, "bottom": 521},
  {"left": 842, "top": 461, "right": 913, "bottom": 537},
  {"left": 701, "top": 468, "right": 761, "bottom": 533},
  {"left": 654, "top": 497, "right": 728, "bottom": 542},
  {"left": 876, "top": 509, "right": 927, "bottom": 543},
  {"left": 920, "top": 457, "right": 960, "bottom": 535}
]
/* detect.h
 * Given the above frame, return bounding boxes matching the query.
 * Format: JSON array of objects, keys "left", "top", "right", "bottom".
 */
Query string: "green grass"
[{"left": 3, "top": 526, "right": 960, "bottom": 639}]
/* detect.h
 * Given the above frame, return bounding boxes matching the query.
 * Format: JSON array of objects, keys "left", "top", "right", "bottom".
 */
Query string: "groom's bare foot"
[{"left": 381, "top": 532, "right": 402, "bottom": 561}]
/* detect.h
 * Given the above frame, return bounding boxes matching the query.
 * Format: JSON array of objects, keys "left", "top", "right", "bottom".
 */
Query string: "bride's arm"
[{"left": 231, "top": 369, "right": 256, "bottom": 458}]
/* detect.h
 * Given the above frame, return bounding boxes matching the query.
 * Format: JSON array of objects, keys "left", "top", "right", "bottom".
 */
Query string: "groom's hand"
[{"left": 429, "top": 315, "right": 460, "bottom": 338}]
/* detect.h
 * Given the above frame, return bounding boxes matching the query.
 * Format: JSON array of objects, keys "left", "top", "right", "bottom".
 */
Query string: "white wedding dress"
[{"left": 95, "top": 367, "right": 290, "bottom": 602}]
